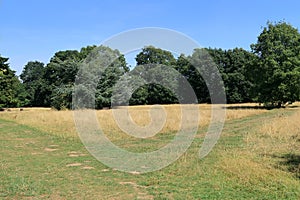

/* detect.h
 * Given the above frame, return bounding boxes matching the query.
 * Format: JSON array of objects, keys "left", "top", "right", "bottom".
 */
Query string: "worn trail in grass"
[{"left": 0, "top": 108, "right": 300, "bottom": 199}]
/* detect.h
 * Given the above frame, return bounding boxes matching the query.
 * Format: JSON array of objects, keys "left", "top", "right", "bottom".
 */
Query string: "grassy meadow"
[{"left": 0, "top": 103, "right": 300, "bottom": 199}]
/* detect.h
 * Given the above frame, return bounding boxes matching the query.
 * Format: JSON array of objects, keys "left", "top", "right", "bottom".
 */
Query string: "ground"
[{"left": 0, "top": 104, "right": 299, "bottom": 199}]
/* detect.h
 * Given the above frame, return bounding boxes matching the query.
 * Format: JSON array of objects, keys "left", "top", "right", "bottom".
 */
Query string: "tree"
[
  {"left": 20, "top": 61, "right": 45, "bottom": 106},
  {"left": 207, "top": 48, "right": 255, "bottom": 103},
  {"left": 42, "top": 46, "right": 97, "bottom": 109},
  {"left": 50, "top": 83, "right": 74, "bottom": 110},
  {"left": 95, "top": 47, "right": 129, "bottom": 108},
  {"left": 42, "top": 50, "right": 80, "bottom": 108},
  {"left": 79, "top": 45, "right": 97, "bottom": 60},
  {"left": 136, "top": 46, "right": 176, "bottom": 66},
  {"left": 131, "top": 64, "right": 179, "bottom": 105},
  {"left": 72, "top": 45, "right": 129, "bottom": 109},
  {"left": 0, "top": 55, "right": 24, "bottom": 108},
  {"left": 189, "top": 48, "right": 226, "bottom": 104},
  {"left": 250, "top": 21, "right": 300, "bottom": 107},
  {"left": 175, "top": 53, "right": 209, "bottom": 103},
  {"left": 133, "top": 46, "right": 178, "bottom": 104}
]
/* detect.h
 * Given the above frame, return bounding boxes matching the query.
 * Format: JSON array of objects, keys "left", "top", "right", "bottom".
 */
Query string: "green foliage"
[
  {"left": 95, "top": 54, "right": 129, "bottom": 108},
  {"left": 20, "top": 61, "right": 45, "bottom": 106},
  {"left": 3, "top": 21, "right": 300, "bottom": 109},
  {"left": 72, "top": 46, "right": 129, "bottom": 109},
  {"left": 189, "top": 48, "right": 226, "bottom": 104},
  {"left": 42, "top": 45, "right": 97, "bottom": 110},
  {"left": 50, "top": 84, "right": 73, "bottom": 110},
  {"left": 250, "top": 21, "right": 300, "bottom": 106},
  {"left": 0, "top": 56, "right": 25, "bottom": 108},
  {"left": 132, "top": 65, "right": 180, "bottom": 105},
  {"left": 132, "top": 46, "right": 178, "bottom": 105},
  {"left": 89, "top": 46, "right": 129, "bottom": 108},
  {"left": 175, "top": 53, "right": 209, "bottom": 103},
  {"left": 207, "top": 48, "right": 255, "bottom": 103},
  {"left": 43, "top": 53, "right": 79, "bottom": 109},
  {"left": 79, "top": 45, "right": 97, "bottom": 60},
  {"left": 136, "top": 46, "right": 176, "bottom": 66}
]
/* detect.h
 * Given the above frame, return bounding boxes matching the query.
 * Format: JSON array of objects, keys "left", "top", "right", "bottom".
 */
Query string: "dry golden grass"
[
  {"left": 217, "top": 103, "right": 300, "bottom": 186},
  {"left": 1, "top": 103, "right": 299, "bottom": 198},
  {"left": 220, "top": 151, "right": 278, "bottom": 181},
  {"left": 0, "top": 104, "right": 267, "bottom": 139},
  {"left": 246, "top": 107, "right": 300, "bottom": 156},
  {"left": 218, "top": 150, "right": 299, "bottom": 189}
]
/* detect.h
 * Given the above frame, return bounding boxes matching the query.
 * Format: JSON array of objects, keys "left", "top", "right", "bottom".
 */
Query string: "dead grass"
[
  {"left": 218, "top": 151, "right": 299, "bottom": 190},
  {"left": 220, "top": 151, "right": 278, "bottom": 182},
  {"left": 246, "top": 108, "right": 300, "bottom": 156},
  {"left": 0, "top": 104, "right": 267, "bottom": 139},
  {"left": 1, "top": 103, "right": 299, "bottom": 199},
  {"left": 217, "top": 103, "right": 300, "bottom": 187}
]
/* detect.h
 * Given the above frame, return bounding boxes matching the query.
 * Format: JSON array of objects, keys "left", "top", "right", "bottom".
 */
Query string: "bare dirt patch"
[
  {"left": 44, "top": 148, "right": 58, "bottom": 152},
  {"left": 31, "top": 152, "right": 43, "bottom": 155},
  {"left": 66, "top": 163, "right": 82, "bottom": 167},
  {"left": 129, "top": 171, "right": 141, "bottom": 175},
  {"left": 82, "top": 166, "right": 94, "bottom": 170},
  {"left": 68, "top": 154, "right": 79, "bottom": 157},
  {"left": 67, "top": 151, "right": 87, "bottom": 157}
]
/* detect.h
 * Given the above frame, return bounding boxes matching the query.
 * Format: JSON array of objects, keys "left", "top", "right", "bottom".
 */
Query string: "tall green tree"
[
  {"left": 207, "top": 48, "right": 255, "bottom": 103},
  {"left": 0, "top": 55, "right": 24, "bottom": 108},
  {"left": 136, "top": 46, "right": 176, "bottom": 66},
  {"left": 189, "top": 48, "right": 226, "bottom": 104},
  {"left": 43, "top": 50, "right": 81, "bottom": 108},
  {"left": 250, "top": 21, "right": 300, "bottom": 106},
  {"left": 42, "top": 46, "right": 97, "bottom": 109},
  {"left": 95, "top": 47, "right": 129, "bottom": 108},
  {"left": 175, "top": 54, "right": 208, "bottom": 103},
  {"left": 79, "top": 45, "right": 97, "bottom": 60},
  {"left": 20, "top": 61, "right": 45, "bottom": 106},
  {"left": 73, "top": 46, "right": 129, "bottom": 109},
  {"left": 133, "top": 46, "right": 178, "bottom": 104}
]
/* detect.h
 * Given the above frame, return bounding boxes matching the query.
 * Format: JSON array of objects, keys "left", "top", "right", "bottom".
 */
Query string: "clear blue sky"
[{"left": 1, "top": 0, "right": 300, "bottom": 75}]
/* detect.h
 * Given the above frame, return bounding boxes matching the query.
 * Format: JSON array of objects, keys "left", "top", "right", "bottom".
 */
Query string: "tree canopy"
[
  {"left": 20, "top": 61, "right": 45, "bottom": 106},
  {"left": 0, "top": 56, "right": 25, "bottom": 108},
  {"left": 250, "top": 21, "right": 300, "bottom": 106},
  {"left": 1, "top": 21, "right": 300, "bottom": 110}
]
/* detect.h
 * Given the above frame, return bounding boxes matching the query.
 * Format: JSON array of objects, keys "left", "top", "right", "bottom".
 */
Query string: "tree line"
[{"left": 1, "top": 21, "right": 300, "bottom": 110}]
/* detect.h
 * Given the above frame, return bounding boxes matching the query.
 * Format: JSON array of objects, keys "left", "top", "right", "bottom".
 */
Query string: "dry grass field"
[
  {"left": 216, "top": 103, "right": 300, "bottom": 193},
  {"left": 0, "top": 103, "right": 300, "bottom": 199},
  {"left": 0, "top": 103, "right": 267, "bottom": 139}
]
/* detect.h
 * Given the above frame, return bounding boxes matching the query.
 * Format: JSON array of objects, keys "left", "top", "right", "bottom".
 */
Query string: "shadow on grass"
[
  {"left": 224, "top": 104, "right": 300, "bottom": 110},
  {"left": 274, "top": 153, "right": 300, "bottom": 179},
  {"left": 224, "top": 105, "right": 271, "bottom": 110},
  {"left": 286, "top": 105, "right": 300, "bottom": 109}
]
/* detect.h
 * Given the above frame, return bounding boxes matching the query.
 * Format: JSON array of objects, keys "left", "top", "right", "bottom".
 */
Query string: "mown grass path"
[{"left": 0, "top": 108, "right": 299, "bottom": 199}]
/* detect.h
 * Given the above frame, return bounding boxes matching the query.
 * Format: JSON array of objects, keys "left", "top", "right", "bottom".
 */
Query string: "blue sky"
[{"left": 1, "top": 0, "right": 300, "bottom": 75}]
